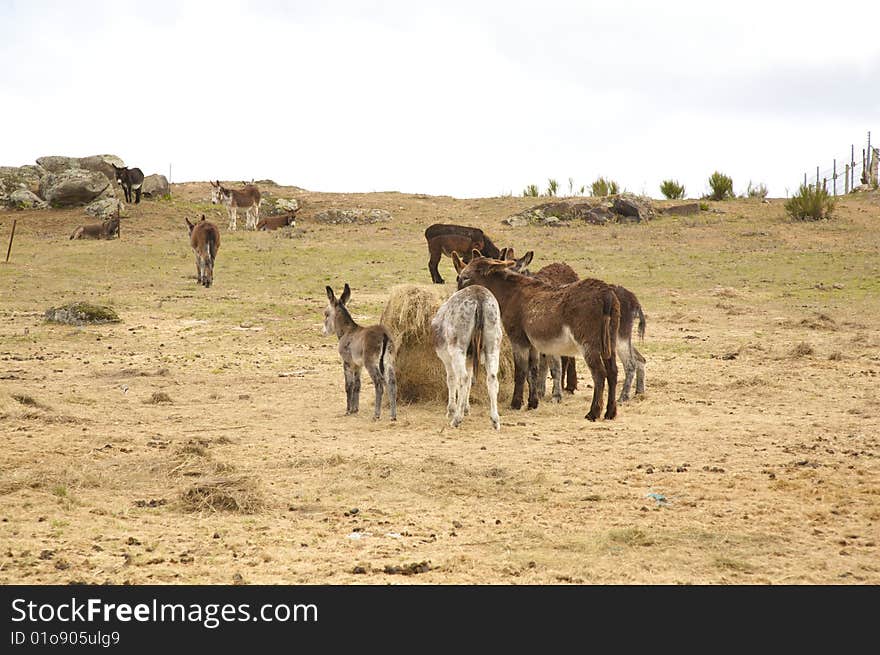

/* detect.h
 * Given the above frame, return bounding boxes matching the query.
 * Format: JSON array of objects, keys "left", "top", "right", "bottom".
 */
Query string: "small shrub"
[
  {"left": 546, "top": 178, "right": 559, "bottom": 197},
  {"left": 699, "top": 201, "right": 710, "bottom": 211},
  {"left": 659, "top": 179, "right": 686, "bottom": 199},
  {"left": 746, "top": 181, "right": 768, "bottom": 199},
  {"left": 522, "top": 184, "right": 539, "bottom": 197},
  {"left": 590, "top": 177, "right": 620, "bottom": 197},
  {"left": 784, "top": 184, "right": 836, "bottom": 221},
  {"left": 707, "top": 171, "right": 734, "bottom": 200}
]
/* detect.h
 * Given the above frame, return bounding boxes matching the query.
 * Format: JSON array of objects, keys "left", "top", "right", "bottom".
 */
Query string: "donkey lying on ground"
[
  {"left": 185, "top": 215, "right": 220, "bottom": 288},
  {"left": 454, "top": 251, "right": 620, "bottom": 420},
  {"left": 211, "top": 180, "right": 261, "bottom": 231},
  {"left": 504, "top": 248, "right": 647, "bottom": 402},
  {"left": 256, "top": 210, "right": 297, "bottom": 231},
  {"left": 424, "top": 223, "right": 501, "bottom": 284},
  {"left": 324, "top": 284, "right": 397, "bottom": 420},
  {"left": 432, "top": 285, "right": 503, "bottom": 430},
  {"left": 70, "top": 209, "right": 120, "bottom": 240},
  {"left": 111, "top": 164, "right": 144, "bottom": 204}
]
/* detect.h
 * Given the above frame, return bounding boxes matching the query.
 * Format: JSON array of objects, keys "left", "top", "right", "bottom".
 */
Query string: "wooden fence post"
[{"left": 5, "top": 219, "right": 17, "bottom": 263}]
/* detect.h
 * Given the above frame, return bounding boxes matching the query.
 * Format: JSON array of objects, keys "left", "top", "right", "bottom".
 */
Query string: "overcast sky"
[{"left": 2, "top": 0, "right": 878, "bottom": 198}]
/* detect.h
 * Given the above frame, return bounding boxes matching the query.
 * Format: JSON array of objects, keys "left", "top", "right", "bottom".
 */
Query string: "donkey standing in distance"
[
  {"left": 210, "top": 180, "right": 262, "bottom": 231},
  {"left": 424, "top": 223, "right": 501, "bottom": 284},
  {"left": 454, "top": 252, "right": 620, "bottom": 421},
  {"left": 432, "top": 285, "right": 503, "bottom": 430},
  {"left": 111, "top": 164, "right": 144, "bottom": 204},
  {"left": 323, "top": 284, "right": 398, "bottom": 421},
  {"left": 503, "top": 248, "right": 647, "bottom": 402},
  {"left": 185, "top": 215, "right": 220, "bottom": 288}
]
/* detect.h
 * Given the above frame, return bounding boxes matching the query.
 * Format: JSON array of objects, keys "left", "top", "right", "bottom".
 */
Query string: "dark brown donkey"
[
  {"left": 454, "top": 252, "right": 620, "bottom": 421},
  {"left": 500, "top": 248, "right": 578, "bottom": 398},
  {"left": 256, "top": 210, "right": 297, "bottom": 231},
  {"left": 185, "top": 215, "right": 220, "bottom": 288},
  {"left": 424, "top": 223, "right": 501, "bottom": 284},
  {"left": 111, "top": 164, "right": 144, "bottom": 204},
  {"left": 503, "top": 247, "right": 647, "bottom": 402},
  {"left": 323, "top": 284, "right": 398, "bottom": 420}
]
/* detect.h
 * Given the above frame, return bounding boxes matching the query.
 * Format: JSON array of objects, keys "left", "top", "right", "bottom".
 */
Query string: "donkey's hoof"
[
  {"left": 450, "top": 417, "right": 462, "bottom": 428},
  {"left": 527, "top": 399, "right": 539, "bottom": 410},
  {"left": 510, "top": 400, "right": 523, "bottom": 410},
  {"left": 491, "top": 418, "right": 500, "bottom": 430},
  {"left": 604, "top": 408, "right": 617, "bottom": 420},
  {"left": 551, "top": 394, "right": 562, "bottom": 404},
  {"left": 585, "top": 412, "right": 598, "bottom": 421}
]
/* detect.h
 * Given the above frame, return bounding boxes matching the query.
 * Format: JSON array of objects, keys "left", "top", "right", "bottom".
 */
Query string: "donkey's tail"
[
  {"left": 379, "top": 333, "right": 390, "bottom": 376},
  {"left": 471, "top": 299, "right": 484, "bottom": 378},
  {"left": 636, "top": 303, "right": 646, "bottom": 342},
  {"left": 601, "top": 290, "right": 614, "bottom": 360}
]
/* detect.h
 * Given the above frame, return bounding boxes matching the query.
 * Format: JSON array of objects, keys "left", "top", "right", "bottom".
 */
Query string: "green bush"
[
  {"left": 522, "top": 184, "right": 539, "bottom": 197},
  {"left": 590, "top": 176, "right": 619, "bottom": 197},
  {"left": 546, "top": 178, "right": 559, "bottom": 197},
  {"left": 746, "top": 181, "right": 768, "bottom": 199},
  {"left": 707, "top": 171, "right": 734, "bottom": 201},
  {"left": 659, "top": 179, "right": 686, "bottom": 199},
  {"left": 784, "top": 184, "right": 835, "bottom": 221}
]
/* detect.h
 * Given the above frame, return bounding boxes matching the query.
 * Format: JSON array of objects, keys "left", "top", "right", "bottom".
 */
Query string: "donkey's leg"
[
  {"left": 135, "top": 187, "right": 141, "bottom": 204},
  {"left": 526, "top": 346, "right": 541, "bottom": 410},
  {"left": 427, "top": 241, "right": 444, "bottom": 284},
  {"left": 343, "top": 362, "right": 355, "bottom": 414},
  {"left": 463, "top": 364, "right": 473, "bottom": 416},
  {"left": 367, "top": 364, "right": 384, "bottom": 420},
  {"left": 563, "top": 356, "right": 578, "bottom": 393},
  {"left": 438, "top": 350, "right": 456, "bottom": 419},
  {"left": 484, "top": 348, "right": 501, "bottom": 430},
  {"left": 449, "top": 350, "right": 468, "bottom": 427},
  {"left": 617, "top": 336, "right": 635, "bottom": 402},
  {"left": 386, "top": 364, "right": 398, "bottom": 421},
  {"left": 604, "top": 351, "right": 619, "bottom": 420},
  {"left": 634, "top": 346, "right": 646, "bottom": 395},
  {"left": 228, "top": 208, "right": 237, "bottom": 231},
  {"left": 194, "top": 254, "right": 202, "bottom": 284},
  {"left": 583, "top": 349, "right": 607, "bottom": 421},
  {"left": 351, "top": 367, "right": 361, "bottom": 414},
  {"left": 549, "top": 356, "right": 563, "bottom": 403},
  {"left": 511, "top": 344, "right": 530, "bottom": 410},
  {"left": 536, "top": 354, "right": 549, "bottom": 397}
]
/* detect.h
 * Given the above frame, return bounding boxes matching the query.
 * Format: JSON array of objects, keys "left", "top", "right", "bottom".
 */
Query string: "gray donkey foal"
[
  {"left": 431, "top": 285, "right": 503, "bottom": 430},
  {"left": 323, "top": 284, "right": 397, "bottom": 420}
]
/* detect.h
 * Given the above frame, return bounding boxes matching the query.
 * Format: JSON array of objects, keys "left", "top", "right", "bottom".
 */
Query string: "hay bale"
[
  {"left": 180, "top": 475, "right": 264, "bottom": 514},
  {"left": 379, "top": 284, "right": 514, "bottom": 404}
]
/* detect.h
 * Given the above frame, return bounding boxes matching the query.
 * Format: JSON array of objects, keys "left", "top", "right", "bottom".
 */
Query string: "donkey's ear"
[
  {"left": 452, "top": 251, "right": 465, "bottom": 273},
  {"left": 471, "top": 248, "right": 483, "bottom": 260},
  {"left": 339, "top": 283, "right": 351, "bottom": 306},
  {"left": 520, "top": 251, "right": 534, "bottom": 268},
  {"left": 185, "top": 217, "right": 194, "bottom": 233},
  {"left": 200, "top": 214, "right": 206, "bottom": 221},
  {"left": 325, "top": 286, "right": 336, "bottom": 304}
]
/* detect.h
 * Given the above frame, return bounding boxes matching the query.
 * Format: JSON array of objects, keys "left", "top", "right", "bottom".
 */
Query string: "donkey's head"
[
  {"left": 323, "top": 283, "right": 352, "bottom": 336},
  {"left": 453, "top": 251, "right": 516, "bottom": 290},
  {"left": 499, "top": 247, "right": 534, "bottom": 274},
  {"left": 111, "top": 164, "right": 127, "bottom": 184},
  {"left": 210, "top": 180, "right": 227, "bottom": 204}
]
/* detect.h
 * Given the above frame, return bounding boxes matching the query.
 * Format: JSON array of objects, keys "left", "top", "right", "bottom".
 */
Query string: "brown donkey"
[
  {"left": 503, "top": 247, "right": 647, "bottom": 402},
  {"left": 210, "top": 180, "right": 261, "bottom": 231},
  {"left": 185, "top": 215, "right": 220, "bottom": 288},
  {"left": 323, "top": 284, "right": 398, "bottom": 420},
  {"left": 256, "top": 210, "right": 297, "bottom": 231},
  {"left": 454, "top": 252, "right": 620, "bottom": 421},
  {"left": 70, "top": 206, "right": 121, "bottom": 240},
  {"left": 424, "top": 223, "right": 501, "bottom": 284}
]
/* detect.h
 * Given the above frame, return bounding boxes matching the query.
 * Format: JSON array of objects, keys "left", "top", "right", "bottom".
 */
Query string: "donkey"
[
  {"left": 185, "top": 215, "right": 220, "bottom": 288},
  {"left": 503, "top": 248, "right": 647, "bottom": 402},
  {"left": 210, "top": 180, "right": 262, "bottom": 231},
  {"left": 424, "top": 223, "right": 501, "bottom": 284},
  {"left": 70, "top": 207, "right": 121, "bottom": 240},
  {"left": 256, "top": 210, "right": 297, "bottom": 231},
  {"left": 323, "top": 284, "right": 397, "bottom": 420},
  {"left": 111, "top": 164, "right": 144, "bottom": 204},
  {"left": 454, "top": 251, "right": 620, "bottom": 421},
  {"left": 431, "top": 285, "right": 503, "bottom": 430}
]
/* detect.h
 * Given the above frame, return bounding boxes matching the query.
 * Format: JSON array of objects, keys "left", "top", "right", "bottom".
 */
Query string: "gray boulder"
[
  {"left": 313, "top": 208, "right": 391, "bottom": 224},
  {"left": 142, "top": 174, "right": 170, "bottom": 198},
  {"left": 78, "top": 155, "right": 125, "bottom": 185},
  {"left": 663, "top": 202, "right": 701, "bottom": 216},
  {"left": 85, "top": 198, "right": 122, "bottom": 219},
  {"left": 5, "top": 189, "right": 47, "bottom": 209},
  {"left": 612, "top": 193, "right": 655, "bottom": 222},
  {"left": 39, "top": 170, "right": 113, "bottom": 207},
  {"left": 36, "top": 156, "right": 81, "bottom": 173},
  {"left": 0, "top": 165, "right": 45, "bottom": 195}
]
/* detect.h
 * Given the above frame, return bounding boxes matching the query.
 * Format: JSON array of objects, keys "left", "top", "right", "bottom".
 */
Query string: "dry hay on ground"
[
  {"left": 380, "top": 284, "right": 514, "bottom": 403},
  {"left": 180, "top": 475, "right": 265, "bottom": 514}
]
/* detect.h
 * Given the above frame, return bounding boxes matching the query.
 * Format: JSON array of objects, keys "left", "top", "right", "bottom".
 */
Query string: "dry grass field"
[{"left": 1, "top": 183, "right": 879, "bottom": 584}]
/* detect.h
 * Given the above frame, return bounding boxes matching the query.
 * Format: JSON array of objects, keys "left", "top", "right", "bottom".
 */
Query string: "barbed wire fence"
[{"left": 800, "top": 131, "right": 878, "bottom": 196}]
